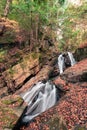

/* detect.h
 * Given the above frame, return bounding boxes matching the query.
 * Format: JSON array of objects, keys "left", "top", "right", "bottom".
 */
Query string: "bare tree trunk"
[
  {"left": 4, "top": 0, "right": 12, "bottom": 17},
  {"left": 35, "top": 15, "right": 39, "bottom": 43},
  {"left": 30, "top": 29, "right": 34, "bottom": 52}
]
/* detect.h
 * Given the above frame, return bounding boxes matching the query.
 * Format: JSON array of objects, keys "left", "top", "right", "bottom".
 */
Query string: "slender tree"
[{"left": 4, "top": 0, "right": 12, "bottom": 17}]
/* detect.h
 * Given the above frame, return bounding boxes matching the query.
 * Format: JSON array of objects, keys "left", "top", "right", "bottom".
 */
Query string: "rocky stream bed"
[{"left": 0, "top": 28, "right": 87, "bottom": 130}]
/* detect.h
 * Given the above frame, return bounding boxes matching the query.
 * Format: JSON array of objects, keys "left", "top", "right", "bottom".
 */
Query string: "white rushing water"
[
  {"left": 58, "top": 54, "right": 65, "bottom": 74},
  {"left": 58, "top": 52, "right": 76, "bottom": 74},
  {"left": 20, "top": 52, "right": 76, "bottom": 123},
  {"left": 21, "top": 81, "right": 57, "bottom": 123},
  {"left": 67, "top": 52, "right": 76, "bottom": 66}
]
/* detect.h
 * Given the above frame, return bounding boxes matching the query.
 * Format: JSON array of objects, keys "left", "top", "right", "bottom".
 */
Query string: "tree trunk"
[{"left": 4, "top": 0, "right": 12, "bottom": 17}]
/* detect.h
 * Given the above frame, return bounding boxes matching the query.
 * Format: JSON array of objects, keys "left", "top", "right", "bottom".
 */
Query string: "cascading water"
[
  {"left": 21, "top": 81, "right": 58, "bottom": 123},
  {"left": 58, "top": 54, "right": 65, "bottom": 74},
  {"left": 58, "top": 52, "right": 76, "bottom": 74},
  {"left": 67, "top": 52, "right": 76, "bottom": 66},
  {"left": 18, "top": 51, "right": 76, "bottom": 125}
]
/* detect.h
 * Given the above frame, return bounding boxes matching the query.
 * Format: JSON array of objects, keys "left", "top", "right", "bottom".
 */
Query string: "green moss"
[
  {"left": 74, "top": 126, "right": 86, "bottom": 130},
  {"left": 0, "top": 29, "right": 16, "bottom": 44},
  {"left": 38, "top": 53, "right": 43, "bottom": 63},
  {"left": 30, "top": 52, "right": 41, "bottom": 60},
  {"left": 47, "top": 115, "right": 67, "bottom": 130},
  {"left": 0, "top": 49, "right": 7, "bottom": 62},
  {"left": 2, "top": 99, "right": 13, "bottom": 105},
  {"left": 8, "top": 67, "right": 15, "bottom": 75},
  {"left": 0, "top": 106, "right": 18, "bottom": 129},
  {"left": 2, "top": 97, "right": 23, "bottom": 106},
  {"left": 0, "top": 97, "right": 23, "bottom": 129}
]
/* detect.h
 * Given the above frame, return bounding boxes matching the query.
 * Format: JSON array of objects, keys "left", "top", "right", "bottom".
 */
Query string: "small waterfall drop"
[
  {"left": 58, "top": 54, "right": 64, "bottom": 74},
  {"left": 58, "top": 52, "right": 76, "bottom": 74},
  {"left": 67, "top": 52, "right": 76, "bottom": 66},
  {"left": 21, "top": 81, "right": 58, "bottom": 123}
]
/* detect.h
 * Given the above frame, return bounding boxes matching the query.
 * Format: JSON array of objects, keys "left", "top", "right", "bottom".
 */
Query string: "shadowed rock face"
[
  {"left": 74, "top": 46, "right": 87, "bottom": 61},
  {"left": 0, "top": 24, "right": 5, "bottom": 35},
  {"left": 61, "top": 58, "right": 87, "bottom": 83}
]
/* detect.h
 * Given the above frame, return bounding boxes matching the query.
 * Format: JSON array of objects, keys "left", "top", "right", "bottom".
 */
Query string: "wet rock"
[
  {"left": 61, "top": 58, "right": 87, "bottom": 83},
  {"left": 48, "top": 64, "right": 59, "bottom": 79},
  {"left": 74, "top": 44, "right": 87, "bottom": 61},
  {"left": 53, "top": 77, "right": 72, "bottom": 91}
]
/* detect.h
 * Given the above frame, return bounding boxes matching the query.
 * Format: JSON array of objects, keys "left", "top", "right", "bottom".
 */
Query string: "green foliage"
[
  {"left": 58, "top": 1, "right": 87, "bottom": 51},
  {"left": 9, "top": 0, "right": 60, "bottom": 27},
  {"left": 8, "top": 67, "right": 14, "bottom": 75},
  {"left": 0, "top": 0, "right": 7, "bottom": 17},
  {"left": 0, "top": 0, "right": 87, "bottom": 52},
  {"left": 7, "top": 0, "right": 62, "bottom": 51}
]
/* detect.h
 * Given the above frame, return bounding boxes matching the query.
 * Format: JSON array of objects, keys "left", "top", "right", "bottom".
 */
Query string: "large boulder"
[
  {"left": 74, "top": 43, "right": 87, "bottom": 61},
  {"left": 61, "top": 58, "right": 87, "bottom": 83}
]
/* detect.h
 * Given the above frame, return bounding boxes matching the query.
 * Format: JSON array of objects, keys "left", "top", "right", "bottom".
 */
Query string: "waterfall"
[
  {"left": 21, "top": 81, "right": 57, "bottom": 123},
  {"left": 58, "top": 52, "right": 76, "bottom": 74},
  {"left": 21, "top": 82, "right": 45, "bottom": 105},
  {"left": 58, "top": 54, "right": 65, "bottom": 74},
  {"left": 67, "top": 52, "right": 76, "bottom": 66}
]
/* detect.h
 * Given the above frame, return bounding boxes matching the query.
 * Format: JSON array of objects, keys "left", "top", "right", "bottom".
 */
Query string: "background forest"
[{"left": 0, "top": 0, "right": 87, "bottom": 52}]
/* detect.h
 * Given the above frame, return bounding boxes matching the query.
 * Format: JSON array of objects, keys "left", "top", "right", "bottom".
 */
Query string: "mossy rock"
[
  {"left": 0, "top": 106, "right": 18, "bottom": 129},
  {"left": 0, "top": 96, "right": 24, "bottom": 130},
  {"left": 47, "top": 115, "right": 68, "bottom": 130}
]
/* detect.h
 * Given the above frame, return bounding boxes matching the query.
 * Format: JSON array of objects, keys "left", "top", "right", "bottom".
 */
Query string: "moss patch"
[
  {"left": 0, "top": 96, "right": 24, "bottom": 129},
  {"left": 0, "top": 49, "right": 7, "bottom": 62},
  {"left": 47, "top": 115, "right": 68, "bottom": 130}
]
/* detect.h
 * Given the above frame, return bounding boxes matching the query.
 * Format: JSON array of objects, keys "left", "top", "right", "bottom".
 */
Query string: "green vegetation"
[
  {"left": 0, "top": 0, "right": 87, "bottom": 51},
  {"left": 0, "top": 49, "right": 7, "bottom": 62},
  {"left": 47, "top": 115, "right": 68, "bottom": 130},
  {"left": 0, "top": 97, "right": 23, "bottom": 129},
  {"left": 8, "top": 67, "right": 15, "bottom": 75},
  {"left": 0, "top": 0, "right": 6, "bottom": 17}
]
